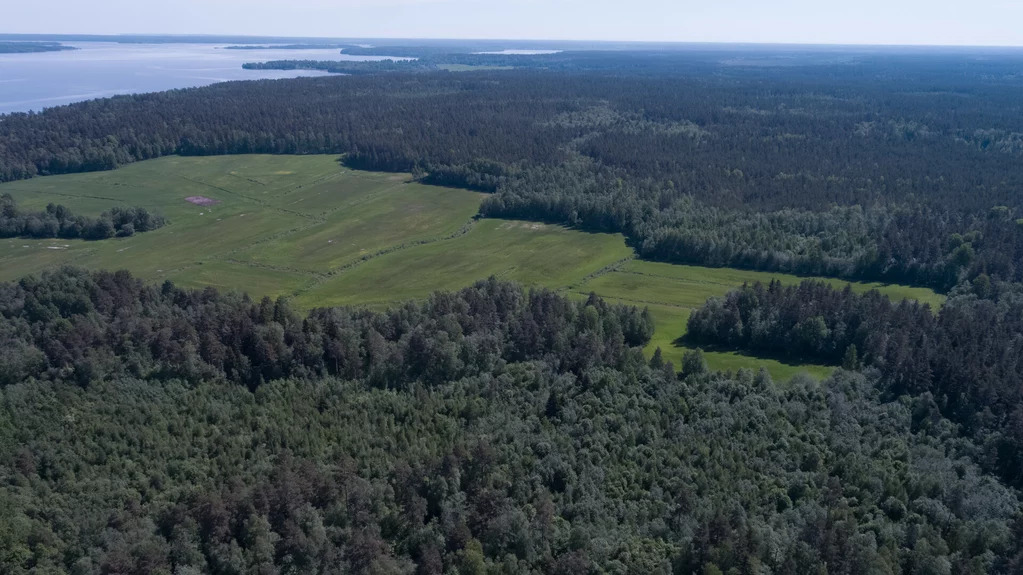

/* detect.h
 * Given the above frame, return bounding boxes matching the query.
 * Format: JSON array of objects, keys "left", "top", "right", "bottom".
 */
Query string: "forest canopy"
[
  {"left": 687, "top": 279, "right": 1023, "bottom": 490},
  {"left": 2, "top": 269, "right": 1022, "bottom": 573}
]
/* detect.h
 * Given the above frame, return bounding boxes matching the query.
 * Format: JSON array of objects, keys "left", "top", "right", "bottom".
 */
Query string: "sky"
[{"left": 4, "top": 0, "right": 1023, "bottom": 47}]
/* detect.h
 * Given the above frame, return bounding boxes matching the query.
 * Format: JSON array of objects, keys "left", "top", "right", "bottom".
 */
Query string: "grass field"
[
  {"left": 0, "top": 155, "right": 483, "bottom": 297},
  {"left": 0, "top": 155, "right": 946, "bottom": 381},
  {"left": 293, "top": 220, "right": 632, "bottom": 308},
  {"left": 571, "top": 260, "right": 945, "bottom": 381}
]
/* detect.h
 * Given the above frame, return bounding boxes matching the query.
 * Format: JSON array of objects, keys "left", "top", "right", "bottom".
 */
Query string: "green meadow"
[
  {"left": 0, "top": 155, "right": 944, "bottom": 381},
  {"left": 0, "top": 155, "right": 483, "bottom": 298},
  {"left": 571, "top": 260, "right": 944, "bottom": 381},
  {"left": 292, "top": 220, "right": 632, "bottom": 309}
]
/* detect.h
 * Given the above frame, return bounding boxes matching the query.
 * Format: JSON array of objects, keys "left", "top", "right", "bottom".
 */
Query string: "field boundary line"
[
  {"left": 570, "top": 256, "right": 635, "bottom": 290},
  {"left": 0, "top": 187, "right": 124, "bottom": 203},
  {"left": 567, "top": 290, "right": 692, "bottom": 310},
  {"left": 221, "top": 259, "right": 323, "bottom": 277},
  {"left": 179, "top": 175, "right": 318, "bottom": 221},
  {"left": 616, "top": 268, "right": 751, "bottom": 288},
  {"left": 292, "top": 216, "right": 480, "bottom": 297}
]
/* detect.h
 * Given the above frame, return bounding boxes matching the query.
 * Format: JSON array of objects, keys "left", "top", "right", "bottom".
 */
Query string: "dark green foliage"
[
  {"left": 842, "top": 344, "right": 860, "bottom": 371},
  {"left": 687, "top": 279, "right": 1023, "bottom": 489},
  {"left": 1, "top": 269, "right": 1022, "bottom": 573},
  {"left": 2, "top": 350, "right": 1020, "bottom": 572},
  {"left": 0, "top": 268, "right": 652, "bottom": 390},
  {"left": 481, "top": 161, "right": 1023, "bottom": 290},
  {"left": 680, "top": 348, "right": 707, "bottom": 379},
  {"left": 0, "top": 194, "right": 165, "bottom": 240}
]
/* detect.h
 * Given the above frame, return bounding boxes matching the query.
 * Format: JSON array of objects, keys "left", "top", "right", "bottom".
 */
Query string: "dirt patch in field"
[
  {"left": 498, "top": 221, "right": 546, "bottom": 231},
  {"left": 185, "top": 196, "right": 221, "bottom": 206}
]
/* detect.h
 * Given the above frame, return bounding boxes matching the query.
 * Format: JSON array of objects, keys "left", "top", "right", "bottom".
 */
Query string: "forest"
[
  {"left": 3, "top": 47, "right": 1023, "bottom": 574},
  {"left": 686, "top": 279, "right": 1023, "bottom": 490},
  {"left": 2, "top": 269, "right": 1023, "bottom": 574}
]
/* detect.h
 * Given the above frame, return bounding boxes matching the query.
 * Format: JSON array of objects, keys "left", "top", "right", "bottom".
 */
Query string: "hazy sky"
[{"left": 5, "top": 0, "right": 1023, "bottom": 46}]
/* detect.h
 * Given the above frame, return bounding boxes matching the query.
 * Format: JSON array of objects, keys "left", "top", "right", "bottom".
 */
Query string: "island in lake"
[
  {"left": 222, "top": 44, "right": 350, "bottom": 50},
  {"left": 0, "top": 41, "right": 75, "bottom": 53}
]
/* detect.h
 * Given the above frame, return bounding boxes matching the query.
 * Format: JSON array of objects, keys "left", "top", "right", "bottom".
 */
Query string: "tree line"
[
  {"left": 0, "top": 194, "right": 165, "bottom": 240},
  {"left": 687, "top": 278, "right": 1023, "bottom": 490},
  {"left": 0, "top": 268, "right": 652, "bottom": 391}
]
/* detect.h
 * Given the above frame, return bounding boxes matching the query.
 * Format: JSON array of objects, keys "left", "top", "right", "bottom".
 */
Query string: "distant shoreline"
[
  {"left": 0, "top": 41, "right": 76, "bottom": 54},
  {"left": 221, "top": 44, "right": 349, "bottom": 51}
]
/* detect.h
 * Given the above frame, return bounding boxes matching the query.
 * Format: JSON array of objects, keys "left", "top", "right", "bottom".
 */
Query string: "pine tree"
[{"left": 842, "top": 344, "right": 859, "bottom": 371}]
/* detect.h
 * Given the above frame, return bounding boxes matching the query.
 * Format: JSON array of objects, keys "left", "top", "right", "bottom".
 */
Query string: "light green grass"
[
  {"left": 614, "top": 301, "right": 831, "bottom": 382},
  {"left": 618, "top": 260, "right": 946, "bottom": 309},
  {"left": 295, "top": 220, "right": 633, "bottom": 309},
  {"left": 0, "top": 155, "right": 480, "bottom": 290},
  {"left": 0, "top": 155, "right": 946, "bottom": 382},
  {"left": 163, "top": 262, "right": 314, "bottom": 300},
  {"left": 570, "top": 260, "right": 944, "bottom": 380},
  {"left": 234, "top": 183, "right": 481, "bottom": 273}
]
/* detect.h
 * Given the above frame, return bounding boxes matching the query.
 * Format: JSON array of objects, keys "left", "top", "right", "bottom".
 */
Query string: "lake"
[{"left": 0, "top": 42, "right": 394, "bottom": 114}]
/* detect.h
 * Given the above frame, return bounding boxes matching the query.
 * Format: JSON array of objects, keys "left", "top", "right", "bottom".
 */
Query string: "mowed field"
[
  {"left": 570, "top": 260, "right": 944, "bottom": 381},
  {"left": 0, "top": 155, "right": 484, "bottom": 297},
  {"left": 0, "top": 155, "right": 945, "bottom": 381}
]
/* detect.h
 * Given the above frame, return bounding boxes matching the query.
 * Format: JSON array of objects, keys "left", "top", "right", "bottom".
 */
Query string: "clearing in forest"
[{"left": 0, "top": 154, "right": 944, "bottom": 381}]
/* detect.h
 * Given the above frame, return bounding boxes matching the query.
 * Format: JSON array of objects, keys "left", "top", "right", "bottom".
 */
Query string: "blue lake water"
[{"left": 0, "top": 43, "right": 392, "bottom": 114}]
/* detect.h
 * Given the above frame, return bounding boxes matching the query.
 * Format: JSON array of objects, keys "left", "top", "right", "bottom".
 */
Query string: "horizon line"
[{"left": 2, "top": 32, "right": 1022, "bottom": 50}]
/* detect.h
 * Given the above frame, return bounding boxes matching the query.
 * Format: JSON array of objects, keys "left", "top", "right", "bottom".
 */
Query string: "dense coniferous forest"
[
  {"left": 0, "top": 194, "right": 165, "bottom": 240},
  {"left": 2, "top": 269, "right": 1023, "bottom": 573},
  {"left": 3, "top": 51, "right": 1023, "bottom": 288},
  {"left": 687, "top": 280, "right": 1023, "bottom": 489},
  {"left": 0, "top": 269, "right": 652, "bottom": 390}
]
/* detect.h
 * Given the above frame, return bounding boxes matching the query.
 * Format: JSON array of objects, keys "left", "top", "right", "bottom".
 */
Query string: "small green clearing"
[
  {"left": 570, "top": 260, "right": 945, "bottom": 379},
  {"left": 612, "top": 260, "right": 945, "bottom": 309}
]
